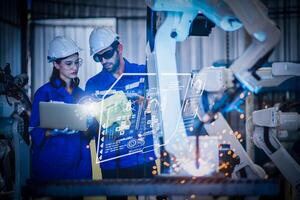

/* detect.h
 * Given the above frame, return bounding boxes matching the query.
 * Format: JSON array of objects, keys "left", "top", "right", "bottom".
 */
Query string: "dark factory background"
[{"left": 0, "top": 0, "right": 300, "bottom": 199}]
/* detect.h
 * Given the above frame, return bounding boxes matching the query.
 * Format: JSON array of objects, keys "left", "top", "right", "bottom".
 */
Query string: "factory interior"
[{"left": 0, "top": 0, "right": 300, "bottom": 199}]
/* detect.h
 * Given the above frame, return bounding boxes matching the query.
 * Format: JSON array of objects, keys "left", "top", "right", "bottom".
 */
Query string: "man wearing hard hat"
[{"left": 86, "top": 27, "right": 158, "bottom": 200}]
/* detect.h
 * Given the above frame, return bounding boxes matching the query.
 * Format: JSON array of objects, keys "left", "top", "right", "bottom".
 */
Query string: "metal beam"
[{"left": 23, "top": 177, "right": 279, "bottom": 198}]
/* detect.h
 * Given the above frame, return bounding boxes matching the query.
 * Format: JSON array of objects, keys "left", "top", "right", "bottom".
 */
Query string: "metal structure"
[
  {"left": 23, "top": 177, "right": 279, "bottom": 198},
  {"left": 0, "top": 63, "right": 31, "bottom": 200}
]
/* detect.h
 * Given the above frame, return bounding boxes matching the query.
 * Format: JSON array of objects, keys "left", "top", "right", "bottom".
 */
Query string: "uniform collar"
[
  {"left": 52, "top": 78, "right": 63, "bottom": 88},
  {"left": 101, "top": 58, "right": 130, "bottom": 82},
  {"left": 52, "top": 78, "right": 75, "bottom": 98},
  {"left": 123, "top": 58, "right": 130, "bottom": 73}
]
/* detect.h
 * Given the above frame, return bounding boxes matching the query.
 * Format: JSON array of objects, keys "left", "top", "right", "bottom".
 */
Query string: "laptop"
[{"left": 39, "top": 101, "right": 89, "bottom": 131}]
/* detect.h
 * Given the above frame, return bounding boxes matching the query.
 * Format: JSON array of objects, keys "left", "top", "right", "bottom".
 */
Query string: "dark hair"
[{"left": 50, "top": 55, "right": 80, "bottom": 88}]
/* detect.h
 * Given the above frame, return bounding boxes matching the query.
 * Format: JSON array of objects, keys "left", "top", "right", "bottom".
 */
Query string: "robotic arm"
[
  {"left": 204, "top": 113, "right": 266, "bottom": 179},
  {"left": 146, "top": 1, "right": 300, "bottom": 194},
  {"left": 147, "top": 0, "right": 282, "bottom": 93},
  {"left": 224, "top": 0, "right": 281, "bottom": 93},
  {"left": 146, "top": 0, "right": 281, "bottom": 177},
  {"left": 255, "top": 62, "right": 300, "bottom": 88},
  {"left": 252, "top": 106, "right": 300, "bottom": 191}
]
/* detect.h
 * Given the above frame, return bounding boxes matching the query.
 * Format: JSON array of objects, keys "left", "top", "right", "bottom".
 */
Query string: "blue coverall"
[
  {"left": 29, "top": 79, "right": 92, "bottom": 182},
  {"left": 85, "top": 58, "right": 156, "bottom": 170}
]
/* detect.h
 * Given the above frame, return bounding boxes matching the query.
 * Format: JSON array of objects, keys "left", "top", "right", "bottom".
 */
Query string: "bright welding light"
[
  {"left": 179, "top": 158, "right": 216, "bottom": 176},
  {"left": 173, "top": 136, "right": 219, "bottom": 177}
]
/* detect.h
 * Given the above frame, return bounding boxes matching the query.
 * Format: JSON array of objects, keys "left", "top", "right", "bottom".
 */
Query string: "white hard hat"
[
  {"left": 47, "top": 36, "right": 82, "bottom": 63},
  {"left": 89, "top": 27, "right": 119, "bottom": 57}
]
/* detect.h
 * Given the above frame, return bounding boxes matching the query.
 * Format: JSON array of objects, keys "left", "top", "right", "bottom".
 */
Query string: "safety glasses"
[
  {"left": 93, "top": 48, "right": 116, "bottom": 62},
  {"left": 62, "top": 58, "right": 83, "bottom": 68}
]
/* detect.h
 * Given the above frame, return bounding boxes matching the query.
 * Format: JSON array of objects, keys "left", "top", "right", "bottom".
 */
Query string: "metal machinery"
[
  {"left": 252, "top": 106, "right": 300, "bottom": 193},
  {"left": 24, "top": 177, "right": 278, "bottom": 198},
  {"left": 145, "top": 0, "right": 300, "bottom": 199},
  {"left": 0, "top": 63, "right": 31, "bottom": 200},
  {"left": 24, "top": 0, "right": 299, "bottom": 199}
]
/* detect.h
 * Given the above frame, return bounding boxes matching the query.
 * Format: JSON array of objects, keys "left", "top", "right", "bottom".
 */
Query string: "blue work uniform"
[
  {"left": 29, "top": 79, "right": 92, "bottom": 182},
  {"left": 85, "top": 58, "right": 156, "bottom": 170}
]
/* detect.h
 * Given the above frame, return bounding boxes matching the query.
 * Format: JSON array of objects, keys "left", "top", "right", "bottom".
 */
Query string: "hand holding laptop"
[
  {"left": 39, "top": 91, "right": 133, "bottom": 133},
  {"left": 47, "top": 128, "right": 79, "bottom": 136},
  {"left": 39, "top": 101, "right": 90, "bottom": 131}
]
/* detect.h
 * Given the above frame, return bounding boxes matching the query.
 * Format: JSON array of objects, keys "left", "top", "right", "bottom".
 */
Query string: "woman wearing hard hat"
[{"left": 29, "top": 36, "right": 92, "bottom": 182}]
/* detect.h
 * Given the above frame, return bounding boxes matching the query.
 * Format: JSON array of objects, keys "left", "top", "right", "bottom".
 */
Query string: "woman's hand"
[{"left": 46, "top": 128, "right": 79, "bottom": 136}]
